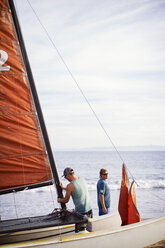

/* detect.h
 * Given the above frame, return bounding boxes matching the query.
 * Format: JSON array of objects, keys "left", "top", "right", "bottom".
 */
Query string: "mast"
[{"left": 8, "top": 0, "right": 66, "bottom": 209}]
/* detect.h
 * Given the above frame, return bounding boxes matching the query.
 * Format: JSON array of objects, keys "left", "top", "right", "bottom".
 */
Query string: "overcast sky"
[{"left": 15, "top": 0, "right": 165, "bottom": 150}]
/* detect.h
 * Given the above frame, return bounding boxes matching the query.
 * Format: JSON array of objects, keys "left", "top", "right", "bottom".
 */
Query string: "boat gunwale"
[{"left": 1, "top": 216, "right": 164, "bottom": 247}]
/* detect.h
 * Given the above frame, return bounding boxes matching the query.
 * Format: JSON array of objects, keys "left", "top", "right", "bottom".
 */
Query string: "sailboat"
[{"left": 0, "top": 0, "right": 165, "bottom": 247}]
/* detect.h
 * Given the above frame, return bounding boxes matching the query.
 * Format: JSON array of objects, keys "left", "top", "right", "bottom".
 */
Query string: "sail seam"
[
  {"left": 0, "top": 72, "right": 27, "bottom": 75},
  {"left": 0, "top": 39, "right": 19, "bottom": 44},
  {"left": 0, "top": 151, "right": 46, "bottom": 160},
  {"left": 0, "top": 7, "right": 9, "bottom": 12},
  {"left": 0, "top": 111, "right": 36, "bottom": 116}
]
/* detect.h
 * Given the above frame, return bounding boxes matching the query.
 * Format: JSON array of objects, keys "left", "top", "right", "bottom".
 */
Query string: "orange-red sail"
[
  {"left": 118, "top": 163, "right": 129, "bottom": 225},
  {"left": 118, "top": 164, "right": 141, "bottom": 225},
  {"left": 127, "top": 181, "right": 141, "bottom": 224},
  {"left": 0, "top": 0, "right": 52, "bottom": 191}
]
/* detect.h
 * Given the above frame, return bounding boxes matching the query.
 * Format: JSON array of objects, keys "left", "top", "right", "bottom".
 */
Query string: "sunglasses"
[{"left": 102, "top": 173, "right": 108, "bottom": 176}]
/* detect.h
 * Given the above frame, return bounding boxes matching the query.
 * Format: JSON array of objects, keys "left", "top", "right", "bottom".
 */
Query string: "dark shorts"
[{"left": 75, "top": 209, "right": 93, "bottom": 233}]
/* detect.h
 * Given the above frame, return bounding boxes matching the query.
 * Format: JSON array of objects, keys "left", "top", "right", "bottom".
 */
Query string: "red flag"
[
  {"left": 118, "top": 164, "right": 129, "bottom": 225},
  {"left": 127, "top": 181, "right": 141, "bottom": 224}
]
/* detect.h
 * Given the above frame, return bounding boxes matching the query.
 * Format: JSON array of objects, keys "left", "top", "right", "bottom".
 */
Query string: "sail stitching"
[
  {"left": 0, "top": 151, "right": 46, "bottom": 160},
  {"left": 10, "top": 0, "right": 54, "bottom": 192},
  {"left": 0, "top": 111, "right": 37, "bottom": 116}
]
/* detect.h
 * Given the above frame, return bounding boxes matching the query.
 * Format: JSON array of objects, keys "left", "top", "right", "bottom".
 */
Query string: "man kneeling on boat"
[{"left": 58, "top": 167, "right": 93, "bottom": 233}]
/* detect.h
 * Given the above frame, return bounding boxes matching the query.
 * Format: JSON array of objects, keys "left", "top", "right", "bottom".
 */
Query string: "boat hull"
[
  {"left": 0, "top": 213, "right": 120, "bottom": 244},
  {"left": 0, "top": 214, "right": 165, "bottom": 248}
]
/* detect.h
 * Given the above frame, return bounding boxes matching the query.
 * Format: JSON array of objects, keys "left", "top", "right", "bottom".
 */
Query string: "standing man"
[
  {"left": 57, "top": 167, "right": 92, "bottom": 233},
  {"left": 97, "top": 168, "right": 110, "bottom": 216}
]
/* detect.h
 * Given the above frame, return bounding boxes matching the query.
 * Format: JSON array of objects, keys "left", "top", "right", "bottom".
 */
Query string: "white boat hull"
[
  {"left": 0, "top": 213, "right": 120, "bottom": 244},
  {"left": 0, "top": 213, "right": 165, "bottom": 248}
]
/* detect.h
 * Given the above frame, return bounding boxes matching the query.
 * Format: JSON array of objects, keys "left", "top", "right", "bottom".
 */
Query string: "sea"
[{"left": 0, "top": 151, "right": 165, "bottom": 220}]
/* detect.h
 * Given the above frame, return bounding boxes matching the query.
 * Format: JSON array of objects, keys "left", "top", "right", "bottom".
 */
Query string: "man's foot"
[{"left": 76, "top": 230, "right": 89, "bottom": 234}]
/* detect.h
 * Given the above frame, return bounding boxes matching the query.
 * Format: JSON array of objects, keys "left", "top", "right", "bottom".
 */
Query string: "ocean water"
[{"left": 0, "top": 151, "right": 165, "bottom": 220}]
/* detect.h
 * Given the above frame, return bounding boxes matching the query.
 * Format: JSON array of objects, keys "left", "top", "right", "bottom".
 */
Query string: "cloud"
[{"left": 15, "top": 0, "right": 165, "bottom": 149}]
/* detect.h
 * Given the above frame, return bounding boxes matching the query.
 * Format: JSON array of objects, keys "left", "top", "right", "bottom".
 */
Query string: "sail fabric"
[
  {"left": 118, "top": 164, "right": 141, "bottom": 225},
  {"left": 127, "top": 181, "right": 141, "bottom": 224},
  {"left": 118, "top": 163, "right": 129, "bottom": 225},
  {"left": 0, "top": 1, "right": 52, "bottom": 191}
]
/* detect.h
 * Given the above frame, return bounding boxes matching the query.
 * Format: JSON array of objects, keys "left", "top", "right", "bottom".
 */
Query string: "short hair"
[{"left": 100, "top": 168, "right": 108, "bottom": 176}]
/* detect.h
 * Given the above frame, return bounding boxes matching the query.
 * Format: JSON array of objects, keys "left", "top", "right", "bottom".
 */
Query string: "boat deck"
[
  {"left": 0, "top": 210, "right": 87, "bottom": 234},
  {"left": 0, "top": 216, "right": 165, "bottom": 248}
]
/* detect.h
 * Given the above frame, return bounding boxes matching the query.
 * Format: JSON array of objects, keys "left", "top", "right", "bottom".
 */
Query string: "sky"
[{"left": 14, "top": 0, "right": 165, "bottom": 150}]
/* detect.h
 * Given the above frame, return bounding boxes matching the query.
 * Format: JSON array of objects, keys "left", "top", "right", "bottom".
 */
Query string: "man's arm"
[
  {"left": 57, "top": 183, "right": 74, "bottom": 204},
  {"left": 99, "top": 194, "right": 107, "bottom": 213},
  {"left": 59, "top": 182, "right": 67, "bottom": 190}
]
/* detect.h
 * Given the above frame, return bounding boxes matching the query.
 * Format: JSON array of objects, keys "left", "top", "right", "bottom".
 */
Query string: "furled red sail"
[
  {"left": 118, "top": 163, "right": 129, "bottom": 225},
  {"left": 127, "top": 181, "right": 141, "bottom": 224},
  {"left": 0, "top": 0, "right": 52, "bottom": 192},
  {"left": 118, "top": 164, "right": 141, "bottom": 225}
]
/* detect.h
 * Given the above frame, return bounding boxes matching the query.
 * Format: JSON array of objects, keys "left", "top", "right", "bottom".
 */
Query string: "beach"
[{"left": 145, "top": 240, "right": 165, "bottom": 248}]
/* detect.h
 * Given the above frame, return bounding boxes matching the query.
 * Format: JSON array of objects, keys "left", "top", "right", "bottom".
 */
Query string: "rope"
[
  {"left": 8, "top": 1, "right": 165, "bottom": 205},
  {"left": 25, "top": 0, "right": 137, "bottom": 183},
  {"left": 13, "top": 191, "right": 19, "bottom": 218},
  {"left": 49, "top": 185, "right": 56, "bottom": 210},
  {"left": 25, "top": 3, "right": 164, "bottom": 200}
]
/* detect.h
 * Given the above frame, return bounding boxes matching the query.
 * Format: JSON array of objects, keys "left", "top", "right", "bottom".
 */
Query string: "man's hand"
[
  {"left": 59, "top": 182, "right": 66, "bottom": 190},
  {"left": 103, "top": 207, "right": 107, "bottom": 213},
  {"left": 57, "top": 198, "right": 62, "bottom": 203},
  {"left": 57, "top": 183, "right": 74, "bottom": 204}
]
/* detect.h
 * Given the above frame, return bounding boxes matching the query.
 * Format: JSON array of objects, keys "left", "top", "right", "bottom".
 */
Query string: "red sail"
[
  {"left": 118, "top": 163, "right": 129, "bottom": 225},
  {"left": 127, "top": 181, "right": 141, "bottom": 224},
  {"left": 0, "top": 0, "right": 52, "bottom": 191}
]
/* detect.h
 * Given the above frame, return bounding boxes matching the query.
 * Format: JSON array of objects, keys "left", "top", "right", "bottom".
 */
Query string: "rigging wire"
[
  {"left": 26, "top": 0, "right": 137, "bottom": 183},
  {"left": 18, "top": 0, "right": 165, "bottom": 204}
]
